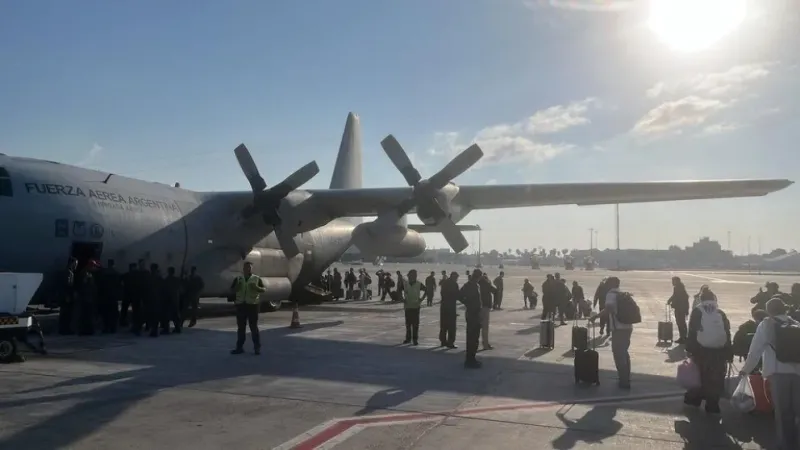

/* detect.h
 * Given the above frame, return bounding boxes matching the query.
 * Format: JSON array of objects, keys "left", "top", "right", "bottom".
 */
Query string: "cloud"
[
  {"left": 632, "top": 96, "right": 727, "bottom": 136},
  {"left": 428, "top": 98, "right": 597, "bottom": 166},
  {"left": 524, "top": 0, "right": 635, "bottom": 12},
  {"left": 646, "top": 63, "right": 772, "bottom": 100},
  {"left": 77, "top": 143, "right": 103, "bottom": 167},
  {"left": 701, "top": 122, "right": 739, "bottom": 136}
]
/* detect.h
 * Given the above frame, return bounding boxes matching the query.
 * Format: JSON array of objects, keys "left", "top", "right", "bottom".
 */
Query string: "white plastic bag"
[
  {"left": 730, "top": 376, "right": 755, "bottom": 413},
  {"left": 677, "top": 359, "right": 701, "bottom": 390}
]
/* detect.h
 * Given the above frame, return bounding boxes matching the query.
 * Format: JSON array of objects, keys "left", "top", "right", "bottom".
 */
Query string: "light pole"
[
  {"left": 589, "top": 228, "right": 594, "bottom": 257},
  {"left": 615, "top": 204, "right": 620, "bottom": 270}
]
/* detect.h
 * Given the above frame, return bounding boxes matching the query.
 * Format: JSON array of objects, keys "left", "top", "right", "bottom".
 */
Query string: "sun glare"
[{"left": 648, "top": 0, "right": 747, "bottom": 52}]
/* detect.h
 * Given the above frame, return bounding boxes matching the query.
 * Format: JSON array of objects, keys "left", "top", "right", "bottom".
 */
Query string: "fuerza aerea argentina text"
[{"left": 24, "top": 183, "right": 179, "bottom": 211}]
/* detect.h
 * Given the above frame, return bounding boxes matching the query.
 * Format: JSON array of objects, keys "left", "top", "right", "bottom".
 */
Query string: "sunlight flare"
[{"left": 648, "top": 0, "right": 747, "bottom": 52}]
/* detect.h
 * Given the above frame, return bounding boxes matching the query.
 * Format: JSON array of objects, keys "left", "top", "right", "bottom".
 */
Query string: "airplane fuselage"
[{"left": 0, "top": 155, "right": 358, "bottom": 306}]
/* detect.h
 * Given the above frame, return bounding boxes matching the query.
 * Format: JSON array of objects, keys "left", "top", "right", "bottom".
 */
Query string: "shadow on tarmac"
[{"left": 0, "top": 319, "right": 775, "bottom": 450}]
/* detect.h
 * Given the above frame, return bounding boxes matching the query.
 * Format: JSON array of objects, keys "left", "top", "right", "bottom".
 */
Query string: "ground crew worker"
[
  {"left": 183, "top": 266, "right": 204, "bottom": 328},
  {"left": 541, "top": 274, "right": 555, "bottom": 320},
  {"left": 146, "top": 264, "right": 163, "bottom": 337},
  {"left": 492, "top": 272, "right": 504, "bottom": 310},
  {"left": 522, "top": 278, "right": 536, "bottom": 309},
  {"left": 58, "top": 257, "right": 78, "bottom": 335},
  {"left": 459, "top": 270, "right": 483, "bottom": 368},
  {"left": 439, "top": 272, "right": 459, "bottom": 348},
  {"left": 76, "top": 260, "right": 100, "bottom": 336},
  {"left": 424, "top": 271, "right": 436, "bottom": 307},
  {"left": 403, "top": 269, "right": 424, "bottom": 345},
  {"left": 161, "top": 267, "right": 183, "bottom": 334},
  {"left": 120, "top": 263, "right": 137, "bottom": 328},
  {"left": 99, "top": 259, "right": 122, "bottom": 334},
  {"left": 230, "top": 261, "right": 266, "bottom": 355}
]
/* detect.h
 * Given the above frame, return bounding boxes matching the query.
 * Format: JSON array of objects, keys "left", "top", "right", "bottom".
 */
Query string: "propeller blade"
[
  {"left": 381, "top": 135, "right": 422, "bottom": 186},
  {"left": 437, "top": 217, "right": 470, "bottom": 254},
  {"left": 269, "top": 161, "right": 320, "bottom": 199},
  {"left": 427, "top": 144, "right": 483, "bottom": 190},
  {"left": 234, "top": 144, "right": 268, "bottom": 193},
  {"left": 275, "top": 226, "right": 301, "bottom": 259}
]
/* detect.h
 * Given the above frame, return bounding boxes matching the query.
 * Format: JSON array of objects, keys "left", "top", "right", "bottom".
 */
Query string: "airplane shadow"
[{"left": 0, "top": 318, "right": 776, "bottom": 449}]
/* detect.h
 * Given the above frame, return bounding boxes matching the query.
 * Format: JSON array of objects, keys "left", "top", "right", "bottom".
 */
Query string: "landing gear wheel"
[
  {"left": 260, "top": 298, "right": 282, "bottom": 313},
  {"left": 0, "top": 339, "right": 16, "bottom": 364}
]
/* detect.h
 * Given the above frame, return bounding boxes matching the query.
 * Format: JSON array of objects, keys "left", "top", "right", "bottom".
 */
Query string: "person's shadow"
[{"left": 551, "top": 405, "right": 622, "bottom": 449}]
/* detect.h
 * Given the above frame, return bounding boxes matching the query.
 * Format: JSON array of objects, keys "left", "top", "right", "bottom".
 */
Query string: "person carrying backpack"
[
  {"left": 740, "top": 298, "right": 800, "bottom": 450},
  {"left": 733, "top": 309, "right": 767, "bottom": 364},
  {"left": 684, "top": 288, "right": 732, "bottom": 414},
  {"left": 589, "top": 276, "right": 636, "bottom": 389}
]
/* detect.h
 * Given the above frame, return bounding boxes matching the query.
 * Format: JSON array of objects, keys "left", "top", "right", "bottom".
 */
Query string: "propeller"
[
  {"left": 233, "top": 144, "right": 320, "bottom": 258},
  {"left": 380, "top": 135, "right": 483, "bottom": 253}
]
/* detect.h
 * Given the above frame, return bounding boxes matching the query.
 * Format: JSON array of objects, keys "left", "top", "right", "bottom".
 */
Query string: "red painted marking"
[{"left": 289, "top": 391, "right": 682, "bottom": 449}]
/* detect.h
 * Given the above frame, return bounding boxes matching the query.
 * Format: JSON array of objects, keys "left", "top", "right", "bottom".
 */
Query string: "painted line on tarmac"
[
  {"left": 675, "top": 272, "right": 755, "bottom": 284},
  {"left": 273, "top": 390, "right": 684, "bottom": 450}
]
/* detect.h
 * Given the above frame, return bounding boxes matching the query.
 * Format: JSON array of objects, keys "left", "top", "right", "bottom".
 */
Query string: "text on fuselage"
[{"left": 24, "top": 183, "right": 179, "bottom": 211}]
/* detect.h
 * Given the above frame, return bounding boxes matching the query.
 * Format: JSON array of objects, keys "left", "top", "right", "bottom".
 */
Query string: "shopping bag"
[
  {"left": 676, "top": 359, "right": 700, "bottom": 390},
  {"left": 730, "top": 376, "right": 756, "bottom": 413}
]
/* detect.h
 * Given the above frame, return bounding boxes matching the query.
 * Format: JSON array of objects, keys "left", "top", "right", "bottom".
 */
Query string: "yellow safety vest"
[
  {"left": 234, "top": 275, "right": 264, "bottom": 305},
  {"left": 404, "top": 281, "right": 423, "bottom": 309}
]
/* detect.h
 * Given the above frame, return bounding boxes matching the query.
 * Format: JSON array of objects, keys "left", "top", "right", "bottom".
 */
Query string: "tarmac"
[{"left": 1, "top": 264, "right": 789, "bottom": 449}]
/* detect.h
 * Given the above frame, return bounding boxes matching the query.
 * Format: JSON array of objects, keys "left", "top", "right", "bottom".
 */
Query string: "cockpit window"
[{"left": 0, "top": 168, "right": 12, "bottom": 197}]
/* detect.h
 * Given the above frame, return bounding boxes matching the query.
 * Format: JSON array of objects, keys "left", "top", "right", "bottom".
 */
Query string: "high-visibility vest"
[
  {"left": 404, "top": 281, "right": 423, "bottom": 309},
  {"left": 234, "top": 275, "right": 263, "bottom": 305}
]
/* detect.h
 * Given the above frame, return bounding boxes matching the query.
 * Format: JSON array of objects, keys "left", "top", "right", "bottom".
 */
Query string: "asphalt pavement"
[{"left": 0, "top": 264, "right": 787, "bottom": 449}]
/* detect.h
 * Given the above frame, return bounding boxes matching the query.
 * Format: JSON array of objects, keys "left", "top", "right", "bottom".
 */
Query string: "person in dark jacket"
[
  {"left": 98, "top": 259, "right": 122, "bottom": 334},
  {"left": 459, "top": 270, "right": 483, "bottom": 368},
  {"left": 521, "top": 278, "right": 536, "bottom": 309},
  {"left": 58, "top": 258, "right": 78, "bottom": 335},
  {"left": 146, "top": 264, "right": 163, "bottom": 337},
  {"left": 439, "top": 272, "right": 460, "bottom": 348},
  {"left": 492, "top": 272, "right": 504, "bottom": 310},
  {"left": 161, "top": 267, "right": 183, "bottom": 334},
  {"left": 571, "top": 281, "right": 585, "bottom": 318},
  {"left": 556, "top": 278, "right": 571, "bottom": 325},
  {"left": 424, "top": 271, "right": 436, "bottom": 307},
  {"left": 685, "top": 288, "right": 733, "bottom": 414},
  {"left": 182, "top": 266, "right": 204, "bottom": 327},
  {"left": 120, "top": 263, "right": 137, "bottom": 328},
  {"left": 593, "top": 278, "right": 610, "bottom": 335},
  {"left": 667, "top": 276, "right": 691, "bottom": 344},
  {"left": 541, "top": 274, "right": 555, "bottom": 320},
  {"left": 76, "top": 260, "right": 100, "bottom": 336}
]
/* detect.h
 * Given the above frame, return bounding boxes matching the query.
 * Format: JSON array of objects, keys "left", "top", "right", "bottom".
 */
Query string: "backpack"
[
  {"left": 695, "top": 305, "right": 727, "bottom": 349},
  {"left": 772, "top": 318, "right": 800, "bottom": 363},
  {"left": 615, "top": 292, "right": 641, "bottom": 325},
  {"left": 732, "top": 328, "right": 755, "bottom": 358}
]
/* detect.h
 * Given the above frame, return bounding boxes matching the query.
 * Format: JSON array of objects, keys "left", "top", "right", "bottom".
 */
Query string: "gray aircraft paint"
[{"left": 0, "top": 112, "right": 793, "bottom": 306}]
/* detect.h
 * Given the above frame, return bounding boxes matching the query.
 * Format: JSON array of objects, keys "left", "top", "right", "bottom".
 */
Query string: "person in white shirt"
[
  {"left": 740, "top": 298, "right": 800, "bottom": 450},
  {"left": 589, "top": 276, "right": 632, "bottom": 389}
]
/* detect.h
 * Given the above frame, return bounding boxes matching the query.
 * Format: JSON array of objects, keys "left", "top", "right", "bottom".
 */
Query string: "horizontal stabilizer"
[{"left": 408, "top": 224, "right": 481, "bottom": 233}]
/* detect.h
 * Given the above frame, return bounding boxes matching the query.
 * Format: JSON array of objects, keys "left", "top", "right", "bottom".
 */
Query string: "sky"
[{"left": 1, "top": 0, "right": 799, "bottom": 254}]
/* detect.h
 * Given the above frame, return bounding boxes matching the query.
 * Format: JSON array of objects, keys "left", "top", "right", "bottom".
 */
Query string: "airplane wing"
[
  {"left": 308, "top": 179, "right": 792, "bottom": 216},
  {"left": 408, "top": 224, "right": 481, "bottom": 233}
]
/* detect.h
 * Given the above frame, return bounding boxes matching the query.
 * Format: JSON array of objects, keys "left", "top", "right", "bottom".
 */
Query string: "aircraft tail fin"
[
  {"left": 330, "top": 112, "right": 362, "bottom": 190},
  {"left": 330, "top": 112, "right": 363, "bottom": 225}
]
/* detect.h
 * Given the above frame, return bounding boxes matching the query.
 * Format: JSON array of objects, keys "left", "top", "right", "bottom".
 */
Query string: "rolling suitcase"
[
  {"left": 574, "top": 322, "right": 600, "bottom": 385},
  {"left": 571, "top": 318, "right": 589, "bottom": 352},
  {"left": 658, "top": 305, "right": 674, "bottom": 344},
  {"left": 539, "top": 313, "right": 555, "bottom": 349}
]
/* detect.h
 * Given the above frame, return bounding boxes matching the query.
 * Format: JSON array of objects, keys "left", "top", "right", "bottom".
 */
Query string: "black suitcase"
[
  {"left": 658, "top": 305, "right": 673, "bottom": 344},
  {"left": 571, "top": 320, "right": 589, "bottom": 352},
  {"left": 574, "top": 322, "right": 600, "bottom": 385},
  {"left": 539, "top": 313, "right": 555, "bottom": 349}
]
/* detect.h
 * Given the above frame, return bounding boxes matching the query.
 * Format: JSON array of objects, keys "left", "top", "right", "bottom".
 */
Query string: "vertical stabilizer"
[{"left": 330, "top": 112, "right": 362, "bottom": 190}]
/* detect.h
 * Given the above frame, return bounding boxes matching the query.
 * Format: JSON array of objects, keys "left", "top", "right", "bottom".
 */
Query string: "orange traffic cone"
[{"left": 289, "top": 305, "right": 302, "bottom": 329}]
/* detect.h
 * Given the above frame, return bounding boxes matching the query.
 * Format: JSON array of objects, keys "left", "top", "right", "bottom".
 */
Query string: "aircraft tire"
[
  {"left": 0, "top": 338, "right": 16, "bottom": 364},
  {"left": 260, "top": 298, "right": 282, "bottom": 313}
]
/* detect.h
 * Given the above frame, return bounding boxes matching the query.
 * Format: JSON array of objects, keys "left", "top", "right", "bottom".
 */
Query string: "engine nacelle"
[
  {"left": 351, "top": 223, "right": 426, "bottom": 257},
  {"left": 416, "top": 183, "right": 467, "bottom": 225}
]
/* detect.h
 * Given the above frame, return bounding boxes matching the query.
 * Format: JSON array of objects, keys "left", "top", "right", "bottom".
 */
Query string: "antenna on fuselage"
[{"left": 102, "top": 173, "right": 113, "bottom": 184}]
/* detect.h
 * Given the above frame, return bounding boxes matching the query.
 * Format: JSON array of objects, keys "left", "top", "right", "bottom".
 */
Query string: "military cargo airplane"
[{"left": 0, "top": 112, "right": 792, "bottom": 310}]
